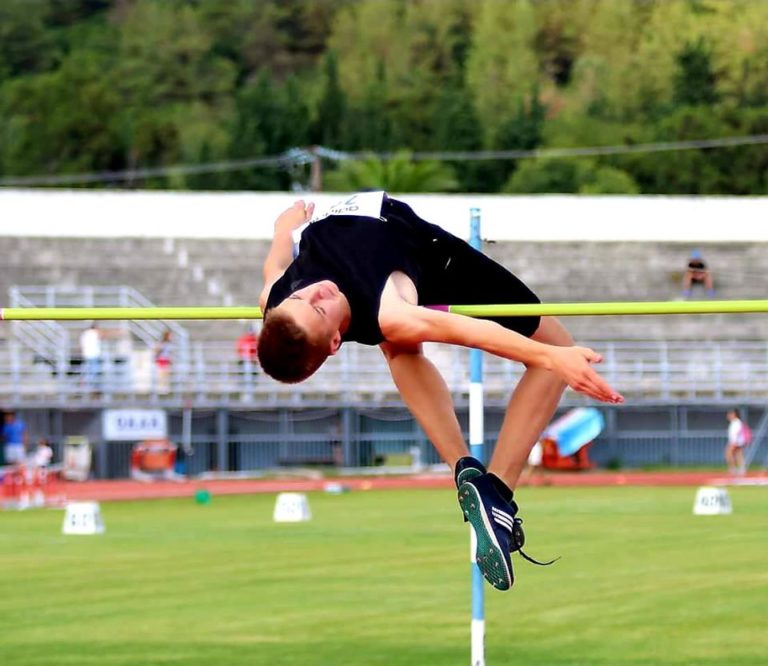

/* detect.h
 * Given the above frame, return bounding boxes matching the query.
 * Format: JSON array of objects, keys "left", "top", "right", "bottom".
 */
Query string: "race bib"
[
  {"left": 310, "top": 191, "right": 385, "bottom": 223},
  {"left": 292, "top": 191, "right": 385, "bottom": 255}
]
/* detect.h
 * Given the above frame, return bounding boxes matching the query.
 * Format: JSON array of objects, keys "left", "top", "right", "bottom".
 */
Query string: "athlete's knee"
[{"left": 532, "top": 316, "right": 573, "bottom": 347}]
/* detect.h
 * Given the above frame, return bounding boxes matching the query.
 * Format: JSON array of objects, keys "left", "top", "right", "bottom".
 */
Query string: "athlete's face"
[{"left": 278, "top": 280, "right": 347, "bottom": 354}]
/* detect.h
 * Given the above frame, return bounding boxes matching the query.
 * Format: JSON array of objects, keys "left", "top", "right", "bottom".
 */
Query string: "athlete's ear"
[{"left": 328, "top": 330, "right": 342, "bottom": 356}]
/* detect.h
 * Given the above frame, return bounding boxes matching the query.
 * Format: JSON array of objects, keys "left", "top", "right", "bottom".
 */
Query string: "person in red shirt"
[{"left": 236, "top": 325, "right": 259, "bottom": 374}]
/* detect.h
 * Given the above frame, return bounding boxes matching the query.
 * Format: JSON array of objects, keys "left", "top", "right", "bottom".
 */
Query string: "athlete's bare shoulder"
[{"left": 378, "top": 271, "right": 419, "bottom": 341}]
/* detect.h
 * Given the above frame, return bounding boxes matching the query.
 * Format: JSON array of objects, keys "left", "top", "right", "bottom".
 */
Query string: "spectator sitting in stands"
[
  {"left": 154, "top": 329, "right": 173, "bottom": 393},
  {"left": 682, "top": 249, "right": 715, "bottom": 299},
  {"left": 257, "top": 193, "right": 623, "bottom": 592},
  {"left": 236, "top": 324, "right": 259, "bottom": 375}
]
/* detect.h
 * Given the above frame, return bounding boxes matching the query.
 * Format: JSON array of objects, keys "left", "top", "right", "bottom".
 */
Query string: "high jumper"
[{"left": 258, "top": 191, "right": 625, "bottom": 590}]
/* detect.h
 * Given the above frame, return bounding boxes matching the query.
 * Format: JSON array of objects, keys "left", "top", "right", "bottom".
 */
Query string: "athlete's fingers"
[
  {"left": 305, "top": 201, "right": 315, "bottom": 219},
  {"left": 576, "top": 364, "right": 624, "bottom": 404},
  {"left": 581, "top": 348, "right": 603, "bottom": 364},
  {"left": 585, "top": 372, "right": 624, "bottom": 404},
  {"left": 577, "top": 348, "right": 624, "bottom": 402}
]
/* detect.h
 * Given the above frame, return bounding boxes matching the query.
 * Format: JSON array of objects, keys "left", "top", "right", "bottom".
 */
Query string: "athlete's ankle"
[{"left": 488, "top": 473, "right": 514, "bottom": 503}]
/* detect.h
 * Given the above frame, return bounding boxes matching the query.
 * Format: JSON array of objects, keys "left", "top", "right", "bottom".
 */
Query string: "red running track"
[{"left": 46, "top": 470, "right": 768, "bottom": 503}]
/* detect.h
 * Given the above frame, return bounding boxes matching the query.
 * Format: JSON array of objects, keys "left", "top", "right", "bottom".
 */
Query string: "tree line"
[{"left": 1, "top": 0, "right": 767, "bottom": 194}]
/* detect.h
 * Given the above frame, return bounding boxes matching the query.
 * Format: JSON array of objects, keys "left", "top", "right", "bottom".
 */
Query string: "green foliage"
[
  {"left": 113, "top": 0, "right": 237, "bottom": 187},
  {"left": 504, "top": 157, "right": 639, "bottom": 194},
  {"left": 343, "top": 60, "right": 393, "bottom": 152},
  {"left": 0, "top": 48, "right": 123, "bottom": 178},
  {"left": 580, "top": 167, "right": 640, "bottom": 195},
  {"left": 1, "top": 0, "right": 767, "bottom": 193},
  {"left": 485, "top": 88, "right": 548, "bottom": 192},
  {"left": 0, "top": 0, "right": 58, "bottom": 80},
  {"left": 466, "top": 0, "right": 539, "bottom": 145},
  {"left": 324, "top": 151, "right": 458, "bottom": 193},
  {"left": 224, "top": 72, "right": 311, "bottom": 190},
  {"left": 312, "top": 50, "right": 347, "bottom": 147},
  {"left": 674, "top": 38, "right": 718, "bottom": 106},
  {"left": 626, "top": 106, "right": 730, "bottom": 194}
]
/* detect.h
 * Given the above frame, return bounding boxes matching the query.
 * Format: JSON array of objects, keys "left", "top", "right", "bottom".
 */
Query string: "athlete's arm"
[
  {"left": 378, "top": 275, "right": 623, "bottom": 404},
  {"left": 259, "top": 201, "right": 315, "bottom": 309}
]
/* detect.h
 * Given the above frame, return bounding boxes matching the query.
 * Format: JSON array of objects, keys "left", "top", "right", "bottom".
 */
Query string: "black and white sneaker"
[{"left": 459, "top": 474, "right": 555, "bottom": 591}]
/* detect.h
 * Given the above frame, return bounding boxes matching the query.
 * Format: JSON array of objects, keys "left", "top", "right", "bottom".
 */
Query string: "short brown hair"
[{"left": 257, "top": 309, "right": 331, "bottom": 383}]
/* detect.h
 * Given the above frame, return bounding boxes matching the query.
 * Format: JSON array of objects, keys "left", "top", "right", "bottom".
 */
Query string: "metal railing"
[
  {"left": 9, "top": 285, "right": 190, "bottom": 384},
  {"left": 11, "top": 285, "right": 189, "bottom": 347},
  {"left": 1, "top": 339, "right": 768, "bottom": 407},
  {"left": 8, "top": 287, "right": 69, "bottom": 376}
]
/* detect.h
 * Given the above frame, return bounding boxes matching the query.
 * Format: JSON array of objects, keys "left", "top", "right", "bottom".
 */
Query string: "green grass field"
[{"left": 1, "top": 486, "right": 766, "bottom": 665}]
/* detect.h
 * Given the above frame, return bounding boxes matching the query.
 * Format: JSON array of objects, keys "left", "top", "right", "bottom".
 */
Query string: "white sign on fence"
[{"left": 102, "top": 409, "right": 167, "bottom": 441}]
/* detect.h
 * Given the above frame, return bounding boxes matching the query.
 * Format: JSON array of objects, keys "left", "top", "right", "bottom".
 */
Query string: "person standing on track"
[
  {"left": 2, "top": 410, "right": 29, "bottom": 466},
  {"left": 725, "top": 408, "right": 748, "bottom": 476},
  {"left": 257, "top": 192, "right": 624, "bottom": 591}
]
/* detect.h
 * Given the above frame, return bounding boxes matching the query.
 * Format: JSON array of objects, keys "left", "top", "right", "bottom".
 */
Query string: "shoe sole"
[
  {"left": 456, "top": 468, "right": 483, "bottom": 523},
  {"left": 456, "top": 467, "right": 483, "bottom": 488},
  {"left": 458, "top": 482, "right": 513, "bottom": 591}
]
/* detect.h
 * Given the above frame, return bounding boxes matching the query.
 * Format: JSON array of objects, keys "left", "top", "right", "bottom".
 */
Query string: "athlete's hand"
[
  {"left": 547, "top": 346, "right": 624, "bottom": 404},
  {"left": 275, "top": 200, "right": 315, "bottom": 233}
]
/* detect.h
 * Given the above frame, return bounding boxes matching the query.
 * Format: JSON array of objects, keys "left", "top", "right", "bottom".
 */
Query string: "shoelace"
[{"left": 510, "top": 517, "right": 559, "bottom": 567}]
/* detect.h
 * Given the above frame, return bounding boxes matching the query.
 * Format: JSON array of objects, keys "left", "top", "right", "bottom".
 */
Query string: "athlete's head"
[{"left": 257, "top": 280, "right": 348, "bottom": 383}]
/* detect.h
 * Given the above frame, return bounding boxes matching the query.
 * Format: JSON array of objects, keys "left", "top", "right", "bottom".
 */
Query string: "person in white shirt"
[
  {"left": 31, "top": 438, "right": 53, "bottom": 468},
  {"left": 79, "top": 323, "right": 102, "bottom": 390},
  {"left": 725, "top": 408, "right": 746, "bottom": 476}
]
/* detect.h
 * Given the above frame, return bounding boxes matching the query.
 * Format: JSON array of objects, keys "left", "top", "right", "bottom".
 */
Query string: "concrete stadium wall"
[{"left": 2, "top": 189, "right": 767, "bottom": 242}]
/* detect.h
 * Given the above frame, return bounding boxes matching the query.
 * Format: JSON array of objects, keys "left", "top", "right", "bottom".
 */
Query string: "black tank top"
[{"left": 266, "top": 198, "right": 447, "bottom": 345}]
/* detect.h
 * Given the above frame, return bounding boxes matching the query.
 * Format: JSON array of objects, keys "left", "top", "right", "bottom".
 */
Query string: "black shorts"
[
  {"left": 384, "top": 199, "right": 541, "bottom": 338},
  {"left": 419, "top": 232, "right": 541, "bottom": 337}
]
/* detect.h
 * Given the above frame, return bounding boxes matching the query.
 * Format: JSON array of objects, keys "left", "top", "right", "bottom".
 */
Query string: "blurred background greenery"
[{"left": 1, "top": 0, "right": 767, "bottom": 193}]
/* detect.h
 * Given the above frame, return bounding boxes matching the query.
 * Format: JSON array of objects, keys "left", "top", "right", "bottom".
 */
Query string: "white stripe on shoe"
[{"left": 491, "top": 507, "right": 515, "bottom": 532}]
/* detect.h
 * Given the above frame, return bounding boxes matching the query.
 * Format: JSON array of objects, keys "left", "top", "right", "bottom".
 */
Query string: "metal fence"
[
  {"left": 6, "top": 336, "right": 768, "bottom": 478},
  {"left": 3, "top": 338, "right": 768, "bottom": 408},
  {"left": 63, "top": 404, "right": 768, "bottom": 480}
]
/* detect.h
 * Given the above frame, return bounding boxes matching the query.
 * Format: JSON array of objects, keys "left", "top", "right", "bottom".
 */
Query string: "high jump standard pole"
[{"left": 468, "top": 207, "right": 485, "bottom": 666}]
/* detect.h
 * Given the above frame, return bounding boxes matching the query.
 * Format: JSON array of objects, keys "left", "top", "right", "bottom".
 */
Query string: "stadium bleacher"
[
  {"left": 0, "top": 233, "right": 766, "bottom": 408},
  {"left": 1, "top": 231, "right": 767, "bottom": 475},
  {"left": 1, "top": 236, "right": 766, "bottom": 343}
]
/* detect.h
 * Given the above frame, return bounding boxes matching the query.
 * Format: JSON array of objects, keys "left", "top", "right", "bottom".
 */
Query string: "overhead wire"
[{"left": 2, "top": 134, "right": 768, "bottom": 187}]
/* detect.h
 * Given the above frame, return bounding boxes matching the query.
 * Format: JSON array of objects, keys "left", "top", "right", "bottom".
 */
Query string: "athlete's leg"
[
  {"left": 458, "top": 316, "right": 571, "bottom": 591},
  {"left": 487, "top": 316, "right": 572, "bottom": 489},
  {"left": 381, "top": 341, "right": 469, "bottom": 468}
]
